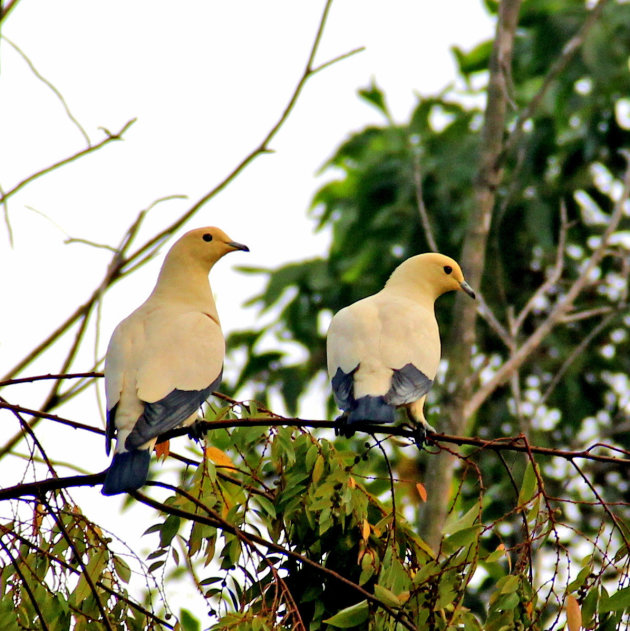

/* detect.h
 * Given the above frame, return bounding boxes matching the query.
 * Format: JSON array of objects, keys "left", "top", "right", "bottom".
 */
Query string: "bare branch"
[
  {"left": 0, "top": 0, "right": 22, "bottom": 26},
  {"left": 536, "top": 309, "right": 619, "bottom": 410},
  {"left": 411, "top": 148, "right": 439, "bottom": 252},
  {"left": 475, "top": 290, "right": 513, "bottom": 349},
  {"left": 465, "top": 155, "right": 630, "bottom": 418},
  {"left": 2, "top": 36, "right": 90, "bottom": 145},
  {"left": 0, "top": 119, "right": 136, "bottom": 205},
  {"left": 511, "top": 201, "right": 568, "bottom": 335},
  {"left": 502, "top": 0, "right": 611, "bottom": 161}
]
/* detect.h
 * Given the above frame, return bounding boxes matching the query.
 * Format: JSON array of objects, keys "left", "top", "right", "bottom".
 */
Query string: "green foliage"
[
  {"left": 225, "top": 0, "right": 630, "bottom": 558},
  {"left": 0, "top": 497, "right": 165, "bottom": 630}
]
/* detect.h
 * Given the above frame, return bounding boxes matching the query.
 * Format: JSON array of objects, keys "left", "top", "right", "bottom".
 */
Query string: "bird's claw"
[
  {"left": 334, "top": 414, "right": 356, "bottom": 438},
  {"left": 402, "top": 421, "right": 435, "bottom": 451},
  {"left": 187, "top": 420, "right": 207, "bottom": 443}
]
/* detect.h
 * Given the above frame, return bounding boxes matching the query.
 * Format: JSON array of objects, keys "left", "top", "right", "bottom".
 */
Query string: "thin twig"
[
  {"left": 410, "top": 149, "right": 438, "bottom": 252},
  {"left": 502, "top": 0, "right": 612, "bottom": 162},
  {"left": 2, "top": 36, "right": 90, "bottom": 145},
  {"left": 0, "top": 119, "right": 135, "bottom": 205},
  {"left": 132, "top": 485, "right": 419, "bottom": 631},
  {"left": 465, "top": 155, "right": 630, "bottom": 418}
]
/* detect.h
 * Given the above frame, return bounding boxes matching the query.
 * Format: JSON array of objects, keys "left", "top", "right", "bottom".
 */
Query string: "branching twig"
[
  {"left": 410, "top": 149, "right": 438, "bottom": 252},
  {"left": 465, "top": 155, "right": 630, "bottom": 418},
  {"left": 131, "top": 485, "right": 419, "bottom": 631},
  {"left": 2, "top": 411, "right": 630, "bottom": 503},
  {"left": 0, "top": 119, "right": 135, "bottom": 205},
  {"left": 502, "top": 0, "right": 612, "bottom": 162}
]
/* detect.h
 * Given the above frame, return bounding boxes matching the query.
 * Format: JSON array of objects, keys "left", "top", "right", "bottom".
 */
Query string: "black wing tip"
[{"left": 102, "top": 450, "right": 151, "bottom": 496}]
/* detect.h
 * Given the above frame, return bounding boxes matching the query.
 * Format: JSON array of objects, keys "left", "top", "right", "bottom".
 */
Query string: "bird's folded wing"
[{"left": 107, "top": 309, "right": 225, "bottom": 450}]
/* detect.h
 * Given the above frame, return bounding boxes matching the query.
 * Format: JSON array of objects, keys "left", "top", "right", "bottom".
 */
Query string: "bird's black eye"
[
  {"left": 444, "top": 265, "right": 453, "bottom": 275},
  {"left": 202, "top": 233, "right": 213, "bottom": 242}
]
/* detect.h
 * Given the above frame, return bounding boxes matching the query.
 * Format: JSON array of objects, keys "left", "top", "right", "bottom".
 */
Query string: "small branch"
[
  {"left": 559, "top": 306, "right": 614, "bottom": 324},
  {"left": 1, "top": 419, "right": 629, "bottom": 502},
  {"left": 0, "top": 0, "right": 22, "bottom": 25},
  {"left": 511, "top": 201, "right": 568, "bottom": 336},
  {"left": 475, "top": 290, "right": 513, "bottom": 349},
  {"left": 465, "top": 155, "right": 630, "bottom": 418},
  {"left": 131, "top": 486, "right": 419, "bottom": 631},
  {"left": 0, "top": 400, "right": 104, "bottom": 436},
  {"left": 2, "top": 36, "right": 90, "bottom": 145},
  {"left": 502, "top": 0, "right": 611, "bottom": 161},
  {"left": 410, "top": 149, "right": 438, "bottom": 252},
  {"left": 0, "top": 119, "right": 135, "bottom": 205}
]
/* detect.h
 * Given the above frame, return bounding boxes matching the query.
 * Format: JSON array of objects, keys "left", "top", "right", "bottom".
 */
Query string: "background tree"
[{"left": 1, "top": 0, "right": 630, "bottom": 630}]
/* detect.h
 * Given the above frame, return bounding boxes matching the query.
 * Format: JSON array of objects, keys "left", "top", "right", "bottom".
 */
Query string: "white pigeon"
[
  {"left": 326, "top": 253, "right": 475, "bottom": 438},
  {"left": 102, "top": 226, "right": 248, "bottom": 495}
]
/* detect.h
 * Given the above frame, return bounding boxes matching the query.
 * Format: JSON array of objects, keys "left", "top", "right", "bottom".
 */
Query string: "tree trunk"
[{"left": 418, "top": 0, "right": 522, "bottom": 551}]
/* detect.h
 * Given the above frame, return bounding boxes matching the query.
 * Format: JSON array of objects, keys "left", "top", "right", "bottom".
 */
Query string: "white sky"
[{"left": 0, "top": 0, "right": 494, "bottom": 618}]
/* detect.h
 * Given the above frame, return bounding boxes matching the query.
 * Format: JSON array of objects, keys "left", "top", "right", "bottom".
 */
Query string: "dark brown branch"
[{"left": 1, "top": 420, "right": 629, "bottom": 503}]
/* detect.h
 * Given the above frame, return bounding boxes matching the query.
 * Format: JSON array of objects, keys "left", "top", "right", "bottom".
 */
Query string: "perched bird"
[
  {"left": 326, "top": 253, "right": 475, "bottom": 439},
  {"left": 102, "top": 227, "right": 249, "bottom": 495}
]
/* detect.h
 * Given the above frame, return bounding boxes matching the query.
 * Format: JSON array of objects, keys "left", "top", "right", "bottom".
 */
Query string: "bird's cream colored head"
[
  {"left": 165, "top": 227, "right": 249, "bottom": 270},
  {"left": 152, "top": 227, "right": 249, "bottom": 301},
  {"left": 385, "top": 253, "right": 475, "bottom": 302}
]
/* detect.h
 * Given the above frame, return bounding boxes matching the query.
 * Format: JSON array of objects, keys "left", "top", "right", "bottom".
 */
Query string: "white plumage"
[
  {"left": 326, "top": 253, "right": 475, "bottom": 435},
  {"left": 102, "top": 226, "right": 248, "bottom": 495}
]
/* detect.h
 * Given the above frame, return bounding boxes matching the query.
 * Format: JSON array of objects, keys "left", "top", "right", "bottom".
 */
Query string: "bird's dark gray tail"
[
  {"left": 102, "top": 450, "right": 151, "bottom": 496},
  {"left": 348, "top": 395, "right": 395, "bottom": 424}
]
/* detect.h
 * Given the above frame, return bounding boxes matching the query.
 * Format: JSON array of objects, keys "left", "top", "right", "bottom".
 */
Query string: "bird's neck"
[
  {"left": 150, "top": 257, "right": 220, "bottom": 321},
  {"left": 383, "top": 276, "right": 440, "bottom": 309}
]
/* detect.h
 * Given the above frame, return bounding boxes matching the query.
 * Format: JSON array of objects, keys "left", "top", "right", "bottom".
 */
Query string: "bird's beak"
[
  {"left": 227, "top": 241, "right": 249, "bottom": 252},
  {"left": 460, "top": 280, "right": 476, "bottom": 299}
]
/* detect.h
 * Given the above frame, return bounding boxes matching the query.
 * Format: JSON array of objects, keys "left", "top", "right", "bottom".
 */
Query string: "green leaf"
[
  {"left": 254, "top": 495, "right": 276, "bottom": 519},
  {"left": 374, "top": 584, "right": 402, "bottom": 608},
  {"left": 159, "top": 516, "right": 181, "bottom": 548},
  {"left": 445, "top": 524, "right": 482, "bottom": 548},
  {"left": 113, "top": 555, "right": 131, "bottom": 584},
  {"left": 518, "top": 461, "right": 539, "bottom": 507},
  {"left": 323, "top": 600, "right": 370, "bottom": 627},
  {"left": 442, "top": 503, "right": 479, "bottom": 536},
  {"left": 312, "top": 454, "right": 325, "bottom": 485},
  {"left": 499, "top": 575, "right": 520, "bottom": 594},
  {"left": 180, "top": 608, "right": 201, "bottom": 631},
  {"left": 600, "top": 585, "right": 630, "bottom": 613},
  {"left": 358, "top": 81, "right": 389, "bottom": 117}
]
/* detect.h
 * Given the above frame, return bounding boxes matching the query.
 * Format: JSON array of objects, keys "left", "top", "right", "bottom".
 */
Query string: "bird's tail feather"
[
  {"left": 348, "top": 395, "right": 395, "bottom": 424},
  {"left": 102, "top": 450, "right": 151, "bottom": 496}
]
